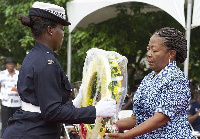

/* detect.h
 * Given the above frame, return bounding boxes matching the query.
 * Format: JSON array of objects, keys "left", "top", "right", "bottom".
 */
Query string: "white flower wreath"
[{"left": 77, "top": 48, "right": 128, "bottom": 139}]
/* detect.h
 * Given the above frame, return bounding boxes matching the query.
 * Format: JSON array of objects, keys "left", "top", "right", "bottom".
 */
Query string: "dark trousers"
[{"left": 1, "top": 104, "right": 20, "bottom": 136}]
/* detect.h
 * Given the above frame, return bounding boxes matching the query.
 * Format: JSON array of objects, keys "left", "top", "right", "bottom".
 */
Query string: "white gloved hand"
[
  {"left": 95, "top": 96, "right": 116, "bottom": 118},
  {"left": 72, "top": 86, "right": 83, "bottom": 108}
]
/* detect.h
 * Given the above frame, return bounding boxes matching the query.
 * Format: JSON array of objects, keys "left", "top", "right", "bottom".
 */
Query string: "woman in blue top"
[{"left": 106, "top": 27, "right": 194, "bottom": 138}]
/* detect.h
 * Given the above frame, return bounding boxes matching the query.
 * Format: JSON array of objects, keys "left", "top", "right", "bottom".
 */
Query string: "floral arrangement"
[{"left": 76, "top": 48, "right": 128, "bottom": 139}]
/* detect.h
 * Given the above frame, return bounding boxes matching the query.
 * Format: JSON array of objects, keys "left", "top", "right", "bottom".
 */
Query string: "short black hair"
[
  {"left": 154, "top": 27, "right": 187, "bottom": 63},
  {"left": 5, "top": 57, "right": 15, "bottom": 64}
]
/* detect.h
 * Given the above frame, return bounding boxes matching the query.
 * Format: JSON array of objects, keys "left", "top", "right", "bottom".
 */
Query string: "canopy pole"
[
  {"left": 67, "top": 33, "right": 71, "bottom": 82},
  {"left": 184, "top": 0, "right": 192, "bottom": 77}
]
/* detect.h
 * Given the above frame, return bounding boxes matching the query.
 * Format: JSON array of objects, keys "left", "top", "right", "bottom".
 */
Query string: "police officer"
[{"left": 2, "top": 2, "right": 116, "bottom": 139}]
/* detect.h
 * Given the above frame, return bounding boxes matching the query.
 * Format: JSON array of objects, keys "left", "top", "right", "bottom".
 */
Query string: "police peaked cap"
[{"left": 29, "top": 1, "right": 71, "bottom": 26}]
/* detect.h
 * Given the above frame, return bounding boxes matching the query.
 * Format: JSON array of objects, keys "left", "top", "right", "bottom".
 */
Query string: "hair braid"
[{"left": 154, "top": 27, "right": 187, "bottom": 63}]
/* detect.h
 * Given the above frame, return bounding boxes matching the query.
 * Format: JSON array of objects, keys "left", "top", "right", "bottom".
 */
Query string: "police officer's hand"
[
  {"left": 95, "top": 96, "right": 116, "bottom": 117},
  {"left": 72, "top": 90, "right": 83, "bottom": 108}
]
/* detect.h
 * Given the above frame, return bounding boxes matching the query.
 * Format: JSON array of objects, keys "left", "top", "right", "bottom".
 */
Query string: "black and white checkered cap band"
[{"left": 44, "top": 9, "right": 66, "bottom": 20}]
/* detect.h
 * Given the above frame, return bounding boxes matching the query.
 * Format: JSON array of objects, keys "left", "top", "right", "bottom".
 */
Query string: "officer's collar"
[{"left": 35, "top": 42, "right": 58, "bottom": 57}]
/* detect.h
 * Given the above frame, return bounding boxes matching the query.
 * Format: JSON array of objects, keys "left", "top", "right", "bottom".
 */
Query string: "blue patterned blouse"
[{"left": 133, "top": 61, "right": 194, "bottom": 138}]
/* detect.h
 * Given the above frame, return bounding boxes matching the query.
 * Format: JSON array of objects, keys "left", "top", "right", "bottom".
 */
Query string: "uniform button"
[{"left": 47, "top": 52, "right": 49, "bottom": 54}]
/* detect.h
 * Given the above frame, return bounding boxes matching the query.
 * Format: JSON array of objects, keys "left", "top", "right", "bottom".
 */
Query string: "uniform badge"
[{"left": 48, "top": 60, "right": 54, "bottom": 64}]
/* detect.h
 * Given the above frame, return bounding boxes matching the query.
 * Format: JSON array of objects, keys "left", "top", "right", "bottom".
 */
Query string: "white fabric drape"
[
  {"left": 67, "top": 0, "right": 185, "bottom": 33},
  {"left": 192, "top": 0, "right": 200, "bottom": 28}
]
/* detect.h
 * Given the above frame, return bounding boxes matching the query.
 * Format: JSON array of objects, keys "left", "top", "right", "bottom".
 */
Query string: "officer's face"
[{"left": 52, "top": 24, "right": 64, "bottom": 51}]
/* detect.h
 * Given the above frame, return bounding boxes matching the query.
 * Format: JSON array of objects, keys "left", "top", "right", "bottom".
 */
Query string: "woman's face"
[
  {"left": 147, "top": 34, "right": 170, "bottom": 75},
  {"left": 51, "top": 24, "right": 64, "bottom": 51}
]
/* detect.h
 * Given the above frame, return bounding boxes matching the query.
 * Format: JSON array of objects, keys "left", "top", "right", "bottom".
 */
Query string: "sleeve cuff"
[{"left": 155, "top": 107, "right": 173, "bottom": 119}]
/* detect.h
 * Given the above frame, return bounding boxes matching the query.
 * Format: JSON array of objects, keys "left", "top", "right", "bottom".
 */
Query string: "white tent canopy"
[
  {"left": 192, "top": 0, "right": 200, "bottom": 28},
  {"left": 66, "top": 0, "right": 200, "bottom": 81},
  {"left": 67, "top": 0, "right": 185, "bottom": 33}
]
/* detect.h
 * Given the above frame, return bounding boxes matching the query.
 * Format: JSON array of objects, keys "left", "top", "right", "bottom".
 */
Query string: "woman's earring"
[{"left": 169, "top": 58, "right": 171, "bottom": 64}]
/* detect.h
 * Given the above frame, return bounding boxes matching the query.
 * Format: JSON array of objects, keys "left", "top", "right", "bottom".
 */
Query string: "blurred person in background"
[
  {"left": 188, "top": 90, "right": 200, "bottom": 132},
  {"left": 0, "top": 57, "right": 21, "bottom": 137}
]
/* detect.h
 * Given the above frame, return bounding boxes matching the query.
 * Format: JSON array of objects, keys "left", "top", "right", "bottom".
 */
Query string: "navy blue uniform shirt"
[{"left": 3, "top": 42, "right": 96, "bottom": 139}]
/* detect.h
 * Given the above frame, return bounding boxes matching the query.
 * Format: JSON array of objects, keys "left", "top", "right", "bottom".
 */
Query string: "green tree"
[
  {"left": 189, "top": 26, "right": 200, "bottom": 85},
  {"left": 1, "top": 1, "right": 200, "bottom": 89}
]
